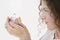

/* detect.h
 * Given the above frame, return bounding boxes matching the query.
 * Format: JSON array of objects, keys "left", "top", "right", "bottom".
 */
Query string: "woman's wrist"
[
  {"left": 19, "top": 36, "right": 31, "bottom": 40},
  {"left": 19, "top": 35, "right": 26, "bottom": 40},
  {"left": 25, "top": 34, "right": 31, "bottom": 40},
  {"left": 19, "top": 33, "right": 31, "bottom": 40}
]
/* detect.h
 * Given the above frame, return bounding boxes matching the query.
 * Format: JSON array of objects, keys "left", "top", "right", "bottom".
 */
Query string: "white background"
[{"left": 0, "top": 0, "right": 40, "bottom": 40}]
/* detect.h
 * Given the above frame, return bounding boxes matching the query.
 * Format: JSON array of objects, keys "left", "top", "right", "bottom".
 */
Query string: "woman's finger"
[
  {"left": 15, "top": 17, "right": 26, "bottom": 28},
  {"left": 5, "top": 17, "right": 11, "bottom": 28},
  {"left": 6, "top": 23, "right": 21, "bottom": 36},
  {"left": 5, "top": 19, "right": 16, "bottom": 34},
  {"left": 5, "top": 18, "right": 24, "bottom": 36},
  {"left": 15, "top": 17, "right": 21, "bottom": 24},
  {"left": 9, "top": 21, "right": 24, "bottom": 31},
  {"left": 6, "top": 17, "right": 10, "bottom": 24},
  {"left": 15, "top": 18, "right": 28, "bottom": 33},
  {"left": 6, "top": 24, "right": 14, "bottom": 35}
]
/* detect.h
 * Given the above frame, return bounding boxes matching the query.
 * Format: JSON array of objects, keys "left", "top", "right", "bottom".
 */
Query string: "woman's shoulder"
[{"left": 40, "top": 30, "right": 55, "bottom": 40}]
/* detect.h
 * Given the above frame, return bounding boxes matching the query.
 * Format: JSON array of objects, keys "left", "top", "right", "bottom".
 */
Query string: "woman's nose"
[
  {"left": 40, "top": 14, "right": 46, "bottom": 21},
  {"left": 41, "top": 17, "right": 46, "bottom": 21}
]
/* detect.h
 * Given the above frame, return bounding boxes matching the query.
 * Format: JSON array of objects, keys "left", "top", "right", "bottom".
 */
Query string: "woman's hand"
[{"left": 5, "top": 17, "right": 31, "bottom": 40}]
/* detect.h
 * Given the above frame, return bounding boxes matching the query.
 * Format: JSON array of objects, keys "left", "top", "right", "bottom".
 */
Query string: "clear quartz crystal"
[
  {"left": 9, "top": 13, "right": 16, "bottom": 23},
  {"left": 11, "top": 13, "right": 16, "bottom": 20}
]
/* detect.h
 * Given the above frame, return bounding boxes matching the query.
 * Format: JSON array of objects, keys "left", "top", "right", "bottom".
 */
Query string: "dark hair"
[{"left": 45, "top": 0, "right": 60, "bottom": 28}]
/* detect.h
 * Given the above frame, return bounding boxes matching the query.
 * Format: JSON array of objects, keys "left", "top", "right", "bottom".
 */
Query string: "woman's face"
[{"left": 40, "top": 0, "right": 56, "bottom": 30}]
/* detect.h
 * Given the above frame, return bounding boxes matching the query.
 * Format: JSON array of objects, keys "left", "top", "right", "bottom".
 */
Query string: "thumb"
[
  {"left": 15, "top": 17, "right": 21, "bottom": 24},
  {"left": 15, "top": 17, "right": 26, "bottom": 28}
]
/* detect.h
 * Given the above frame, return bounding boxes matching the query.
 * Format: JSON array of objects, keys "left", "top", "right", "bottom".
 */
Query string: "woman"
[
  {"left": 5, "top": 0, "right": 60, "bottom": 40},
  {"left": 39, "top": 0, "right": 60, "bottom": 40}
]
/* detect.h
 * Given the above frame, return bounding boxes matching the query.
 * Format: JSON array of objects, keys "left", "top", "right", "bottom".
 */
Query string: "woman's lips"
[{"left": 45, "top": 21, "right": 48, "bottom": 24}]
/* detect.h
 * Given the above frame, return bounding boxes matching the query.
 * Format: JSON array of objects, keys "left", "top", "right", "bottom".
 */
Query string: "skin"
[
  {"left": 5, "top": 17, "right": 31, "bottom": 40},
  {"left": 40, "top": 0, "right": 60, "bottom": 39},
  {"left": 40, "top": 0, "right": 57, "bottom": 30}
]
